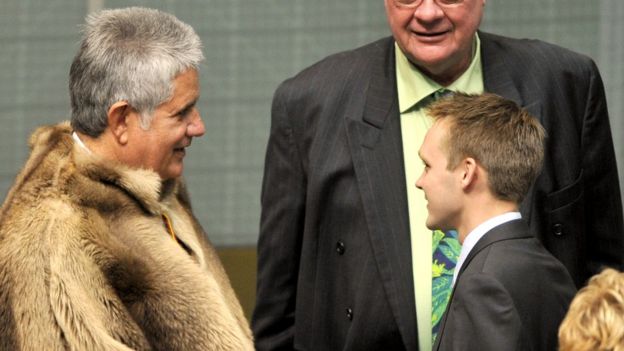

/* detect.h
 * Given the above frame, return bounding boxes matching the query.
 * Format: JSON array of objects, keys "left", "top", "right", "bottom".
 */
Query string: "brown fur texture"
[{"left": 0, "top": 122, "right": 254, "bottom": 350}]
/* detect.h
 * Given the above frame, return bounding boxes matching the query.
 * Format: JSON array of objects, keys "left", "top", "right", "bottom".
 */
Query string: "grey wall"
[{"left": 1, "top": 0, "right": 622, "bottom": 246}]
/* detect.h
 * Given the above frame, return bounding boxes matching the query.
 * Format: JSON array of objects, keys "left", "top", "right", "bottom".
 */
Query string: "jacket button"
[
  {"left": 336, "top": 241, "right": 346, "bottom": 255},
  {"left": 346, "top": 307, "right": 353, "bottom": 321},
  {"left": 553, "top": 223, "right": 563, "bottom": 236}
]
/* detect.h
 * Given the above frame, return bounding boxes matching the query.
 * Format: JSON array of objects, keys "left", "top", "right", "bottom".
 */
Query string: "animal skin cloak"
[{"left": 0, "top": 122, "right": 253, "bottom": 350}]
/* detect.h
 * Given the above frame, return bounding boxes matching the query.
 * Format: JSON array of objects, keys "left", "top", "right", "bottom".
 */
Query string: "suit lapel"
[
  {"left": 480, "top": 31, "right": 544, "bottom": 117},
  {"left": 345, "top": 37, "right": 418, "bottom": 350},
  {"left": 458, "top": 219, "right": 531, "bottom": 278},
  {"left": 480, "top": 32, "right": 543, "bottom": 222},
  {"left": 480, "top": 31, "right": 524, "bottom": 106}
]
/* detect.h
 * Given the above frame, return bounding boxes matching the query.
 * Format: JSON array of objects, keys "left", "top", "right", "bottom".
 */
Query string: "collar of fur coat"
[{"left": 26, "top": 121, "right": 179, "bottom": 216}]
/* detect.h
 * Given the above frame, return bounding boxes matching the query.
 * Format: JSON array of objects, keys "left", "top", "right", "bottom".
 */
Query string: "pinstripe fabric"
[
  {"left": 479, "top": 31, "right": 623, "bottom": 287},
  {"left": 254, "top": 38, "right": 418, "bottom": 350},
  {"left": 253, "top": 31, "right": 623, "bottom": 351}
]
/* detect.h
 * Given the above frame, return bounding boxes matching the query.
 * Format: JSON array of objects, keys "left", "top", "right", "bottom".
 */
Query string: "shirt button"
[
  {"left": 336, "top": 241, "right": 346, "bottom": 255},
  {"left": 553, "top": 223, "right": 564, "bottom": 236},
  {"left": 346, "top": 307, "right": 353, "bottom": 321}
]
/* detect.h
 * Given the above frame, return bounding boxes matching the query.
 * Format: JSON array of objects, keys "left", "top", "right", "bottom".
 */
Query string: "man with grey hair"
[{"left": 0, "top": 7, "right": 253, "bottom": 350}]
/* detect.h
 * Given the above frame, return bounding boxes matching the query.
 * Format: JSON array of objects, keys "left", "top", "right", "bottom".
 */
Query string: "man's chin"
[
  {"left": 426, "top": 220, "right": 451, "bottom": 233},
  {"left": 159, "top": 164, "right": 184, "bottom": 180},
  {"left": 425, "top": 220, "right": 438, "bottom": 231}
]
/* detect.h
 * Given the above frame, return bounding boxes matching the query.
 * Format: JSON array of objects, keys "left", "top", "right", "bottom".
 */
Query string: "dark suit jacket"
[
  {"left": 432, "top": 219, "right": 577, "bottom": 351},
  {"left": 253, "top": 32, "right": 624, "bottom": 350}
]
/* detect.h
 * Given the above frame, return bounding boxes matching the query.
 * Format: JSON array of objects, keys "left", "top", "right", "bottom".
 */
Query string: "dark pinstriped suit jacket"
[
  {"left": 432, "top": 219, "right": 577, "bottom": 351},
  {"left": 252, "top": 31, "right": 624, "bottom": 350}
]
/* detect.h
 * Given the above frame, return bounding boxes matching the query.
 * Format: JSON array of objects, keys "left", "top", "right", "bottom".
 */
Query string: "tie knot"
[
  {"left": 433, "top": 88, "right": 453, "bottom": 100},
  {"left": 421, "top": 89, "right": 453, "bottom": 109}
]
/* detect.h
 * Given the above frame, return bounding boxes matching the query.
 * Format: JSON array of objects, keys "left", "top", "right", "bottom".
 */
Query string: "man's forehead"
[
  {"left": 420, "top": 128, "right": 440, "bottom": 159},
  {"left": 423, "top": 120, "right": 452, "bottom": 158},
  {"left": 427, "top": 120, "right": 449, "bottom": 141}
]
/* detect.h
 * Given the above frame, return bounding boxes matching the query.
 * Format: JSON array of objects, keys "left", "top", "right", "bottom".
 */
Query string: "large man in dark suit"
[
  {"left": 253, "top": 0, "right": 623, "bottom": 350},
  {"left": 417, "top": 93, "right": 577, "bottom": 350}
]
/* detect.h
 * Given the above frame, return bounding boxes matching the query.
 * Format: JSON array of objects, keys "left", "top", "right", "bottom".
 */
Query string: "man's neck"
[
  {"left": 74, "top": 130, "right": 119, "bottom": 162},
  {"left": 457, "top": 199, "right": 519, "bottom": 243},
  {"left": 416, "top": 60, "right": 471, "bottom": 87}
]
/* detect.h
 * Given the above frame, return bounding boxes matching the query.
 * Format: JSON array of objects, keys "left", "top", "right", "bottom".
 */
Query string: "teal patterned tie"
[{"left": 431, "top": 229, "right": 460, "bottom": 343}]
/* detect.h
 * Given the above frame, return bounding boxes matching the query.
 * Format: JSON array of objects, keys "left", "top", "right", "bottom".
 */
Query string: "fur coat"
[{"left": 0, "top": 122, "right": 254, "bottom": 350}]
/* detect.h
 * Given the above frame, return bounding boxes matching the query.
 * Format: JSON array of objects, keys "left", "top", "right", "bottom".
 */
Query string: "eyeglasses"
[{"left": 393, "top": 0, "right": 463, "bottom": 9}]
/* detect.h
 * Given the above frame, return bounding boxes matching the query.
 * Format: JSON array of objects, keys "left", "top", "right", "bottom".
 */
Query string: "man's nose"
[
  {"left": 413, "top": 0, "right": 446, "bottom": 22},
  {"left": 187, "top": 109, "right": 205, "bottom": 137}
]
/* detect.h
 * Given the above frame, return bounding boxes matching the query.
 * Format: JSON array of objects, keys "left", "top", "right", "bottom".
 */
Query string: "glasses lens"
[
  {"left": 395, "top": 0, "right": 462, "bottom": 6},
  {"left": 395, "top": 0, "right": 419, "bottom": 5}
]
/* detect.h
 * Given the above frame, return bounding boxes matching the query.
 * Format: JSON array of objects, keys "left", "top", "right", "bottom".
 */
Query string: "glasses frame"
[{"left": 393, "top": 0, "right": 464, "bottom": 9}]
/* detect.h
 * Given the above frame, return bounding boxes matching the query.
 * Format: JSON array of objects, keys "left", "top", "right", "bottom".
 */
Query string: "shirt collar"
[
  {"left": 72, "top": 131, "right": 92, "bottom": 154},
  {"left": 452, "top": 211, "right": 522, "bottom": 286},
  {"left": 394, "top": 33, "right": 483, "bottom": 113}
]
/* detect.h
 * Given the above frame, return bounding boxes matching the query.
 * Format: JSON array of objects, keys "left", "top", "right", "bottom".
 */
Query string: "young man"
[{"left": 416, "top": 93, "right": 577, "bottom": 350}]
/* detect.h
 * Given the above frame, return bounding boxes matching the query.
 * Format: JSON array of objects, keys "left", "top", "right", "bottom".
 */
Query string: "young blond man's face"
[{"left": 415, "top": 120, "right": 464, "bottom": 231}]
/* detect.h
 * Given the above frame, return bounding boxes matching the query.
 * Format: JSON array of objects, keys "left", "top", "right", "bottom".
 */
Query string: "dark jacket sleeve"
[
  {"left": 579, "top": 60, "right": 624, "bottom": 275},
  {"left": 252, "top": 80, "right": 306, "bottom": 351}
]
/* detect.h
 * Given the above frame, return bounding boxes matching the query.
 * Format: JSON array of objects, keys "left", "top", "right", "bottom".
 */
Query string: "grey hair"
[{"left": 69, "top": 7, "right": 204, "bottom": 136}]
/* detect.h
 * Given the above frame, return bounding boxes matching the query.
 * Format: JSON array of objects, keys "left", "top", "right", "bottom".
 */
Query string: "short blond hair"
[
  {"left": 558, "top": 268, "right": 624, "bottom": 351},
  {"left": 426, "top": 93, "right": 546, "bottom": 204}
]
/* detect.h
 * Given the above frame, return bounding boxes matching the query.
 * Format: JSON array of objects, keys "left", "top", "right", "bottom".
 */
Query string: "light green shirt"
[{"left": 395, "top": 34, "right": 484, "bottom": 351}]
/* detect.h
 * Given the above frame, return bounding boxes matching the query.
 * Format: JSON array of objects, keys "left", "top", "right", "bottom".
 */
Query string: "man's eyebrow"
[{"left": 176, "top": 98, "right": 199, "bottom": 115}]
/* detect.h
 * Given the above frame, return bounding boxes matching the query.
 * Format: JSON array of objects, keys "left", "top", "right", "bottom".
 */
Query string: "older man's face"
[
  {"left": 384, "top": 0, "right": 485, "bottom": 85},
  {"left": 124, "top": 68, "right": 205, "bottom": 180}
]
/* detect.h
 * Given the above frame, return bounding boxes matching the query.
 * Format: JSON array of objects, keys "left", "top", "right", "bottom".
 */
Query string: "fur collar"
[{"left": 30, "top": 122, "right": 177, "bottom": 215}]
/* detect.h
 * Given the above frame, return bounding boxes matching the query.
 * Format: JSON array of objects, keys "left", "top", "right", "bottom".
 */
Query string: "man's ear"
[
  {"left": 107, "top": 101, "right": 132, "bottom": 145},
  {"left": 460, "top": 157, "right": 478, "bottom": 190}
]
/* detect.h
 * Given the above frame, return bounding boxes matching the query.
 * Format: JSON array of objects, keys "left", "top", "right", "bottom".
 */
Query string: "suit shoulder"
[
  {"left": 480, "top": 31, "right": 599, "bottom": 75},
  {"left": 477, "top": 237, "right": 556, "bottom": 269},
  {"left": 469, "top": 237, "right": 575, "bottom": 291},
  {"left": 275, "top": 37, "right": 393, "bottom": 94},
  {"left": 459, "top": 237, "right": 576, "bottom": 309}
]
